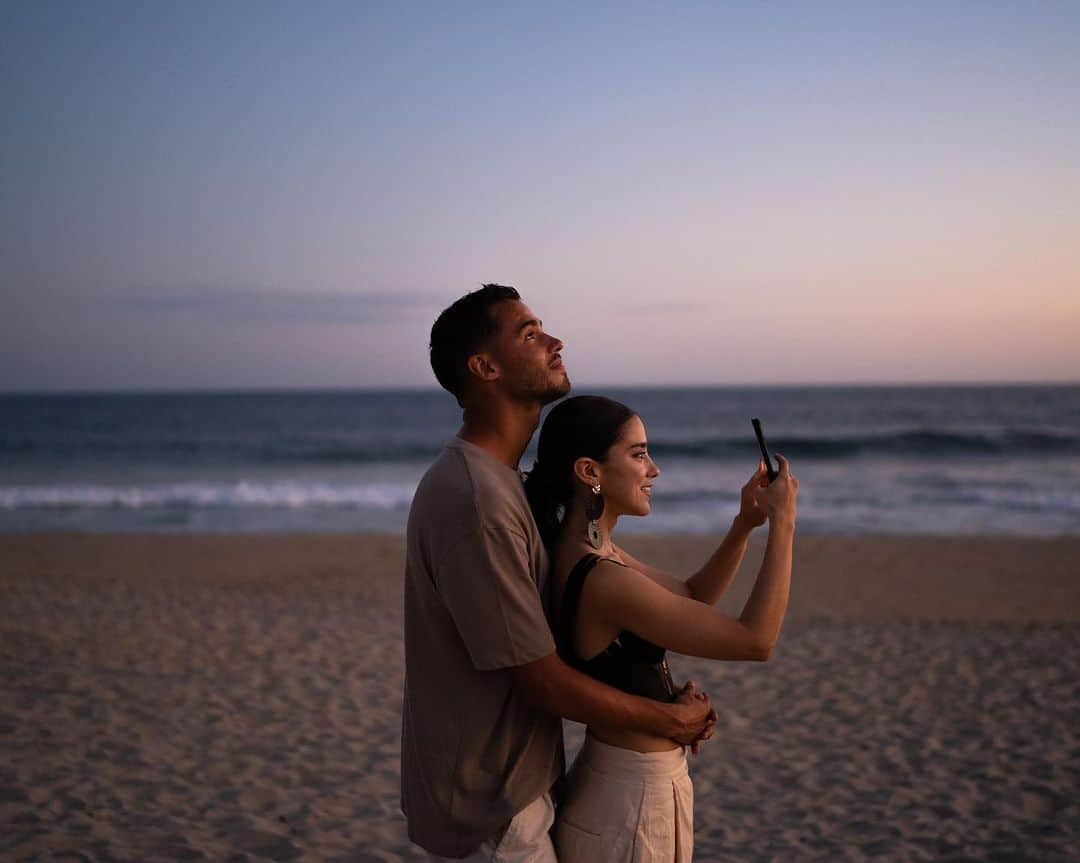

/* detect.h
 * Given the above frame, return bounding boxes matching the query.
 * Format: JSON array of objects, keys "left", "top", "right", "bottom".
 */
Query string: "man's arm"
[
  {"left": 437, "top": 522, "right": 714, "bottom": 742},
  {"left": 510, "top": 651, "right": 713, "bottom": 744}
]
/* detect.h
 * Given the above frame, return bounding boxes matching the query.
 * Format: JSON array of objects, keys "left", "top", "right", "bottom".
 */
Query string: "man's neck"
[{"left": 459, "top": 401, "right": 542, "bottom": 470}]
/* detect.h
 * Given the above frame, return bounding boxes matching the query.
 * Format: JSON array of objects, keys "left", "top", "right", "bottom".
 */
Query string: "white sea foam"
[{"left": 0, "top": 480, "right": 417, "bottom": 510}]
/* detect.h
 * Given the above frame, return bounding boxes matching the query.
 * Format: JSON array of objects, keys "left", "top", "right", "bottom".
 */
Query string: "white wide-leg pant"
[{"left": 554, "top": 735, "right": 693, "bottom": 863}]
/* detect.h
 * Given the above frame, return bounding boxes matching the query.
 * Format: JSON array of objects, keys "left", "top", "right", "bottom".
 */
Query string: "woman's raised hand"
[
  {"left": 751, "top": 454, "right": 798, "bottom": 527},
  {"left": 737, "top": 461, "right": 770, "bottom": 529}
]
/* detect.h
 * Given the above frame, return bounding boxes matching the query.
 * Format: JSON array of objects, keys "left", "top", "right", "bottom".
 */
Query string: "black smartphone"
[{"left": 751, "top": 418, "right": 778, "bottom": 483}]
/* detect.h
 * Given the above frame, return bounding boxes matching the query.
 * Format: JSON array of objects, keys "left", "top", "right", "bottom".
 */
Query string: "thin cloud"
[{"left": 110, "top": 288, "right": 446, "bottom": 326}]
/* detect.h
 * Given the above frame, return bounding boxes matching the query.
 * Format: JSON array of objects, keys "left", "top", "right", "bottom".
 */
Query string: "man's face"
[{"left": 486, "top": 300, "right": 570, "bottom": 404}]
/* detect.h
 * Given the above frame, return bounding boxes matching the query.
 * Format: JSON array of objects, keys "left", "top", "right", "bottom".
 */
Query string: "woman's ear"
[
  {"left": 466, "top": 353, "right": 499, "bottom": 382},
  {"left": 572, "top": 457, "right": 601, "bottom": 489}
]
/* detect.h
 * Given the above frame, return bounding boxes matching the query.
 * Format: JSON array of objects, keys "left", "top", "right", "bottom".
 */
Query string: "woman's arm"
[
  {"left": 615, "top": 463, "right": 769, "bottom": 605},
  {"left": 591, "top": 457, "right": 798, "bottom": 662},
  {"left": 685, "top": 515, "right": 754, "bottom": 604}
]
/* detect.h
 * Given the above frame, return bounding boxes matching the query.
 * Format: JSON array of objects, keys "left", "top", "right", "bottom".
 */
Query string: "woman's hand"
[
  {"left": 751, "top": 454, "right": 798, "bottom": 527},
  {"left": 736, "top": 461, "right": 770, "bottom": 530}
]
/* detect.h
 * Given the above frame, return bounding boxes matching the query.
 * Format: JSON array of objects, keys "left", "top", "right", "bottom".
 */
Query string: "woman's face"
[{"left": 599, "top": 415, "right": 660, "bottom": 518}]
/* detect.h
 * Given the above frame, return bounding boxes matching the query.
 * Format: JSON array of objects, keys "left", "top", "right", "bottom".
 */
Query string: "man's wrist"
[
  {"left": 659, "top": 701, "right": 684, "bottom": 739},
  {"left": 643, "top": 699, "right": 678, "bottom": 738}
]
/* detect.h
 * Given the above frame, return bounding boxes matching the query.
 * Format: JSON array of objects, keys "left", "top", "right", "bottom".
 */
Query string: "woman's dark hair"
[
  {"left": 430, "top": 284, "right": 521, "bottom": 406},
  {"left": 524, "top": 395, "right": 637, "bottom": 549}
]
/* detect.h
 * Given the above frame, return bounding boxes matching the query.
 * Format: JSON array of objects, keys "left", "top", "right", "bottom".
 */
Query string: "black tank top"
[{"left": 556, "top": 554, "right": 677, "bottom": 703}]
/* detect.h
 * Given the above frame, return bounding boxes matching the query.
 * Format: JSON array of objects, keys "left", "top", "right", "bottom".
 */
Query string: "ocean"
[{"left": 1, "top": 385, "right": 1078, "bottom": 535}]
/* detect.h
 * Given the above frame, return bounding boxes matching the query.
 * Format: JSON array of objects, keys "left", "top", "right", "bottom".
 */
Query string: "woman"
[{"left": 524, "top": 395, "right": 798, "bottom": 863}]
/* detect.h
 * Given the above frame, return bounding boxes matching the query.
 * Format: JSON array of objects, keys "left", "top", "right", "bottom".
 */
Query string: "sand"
[{"left": 1, "top": 532, "right": 1078, "bottom": 862}]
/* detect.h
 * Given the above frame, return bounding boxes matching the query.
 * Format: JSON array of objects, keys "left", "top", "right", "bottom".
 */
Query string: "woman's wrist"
[
  {"left": 731, "top": 513, "right": 756, "bottom": 537},
  {"left": 768, "top": 514, "right": 796, "bottom": 535}
]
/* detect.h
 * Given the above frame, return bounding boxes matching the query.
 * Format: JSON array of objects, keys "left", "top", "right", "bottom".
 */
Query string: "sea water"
[{"left": 1, "top": 385, "right": 1077, "bottom": 535}]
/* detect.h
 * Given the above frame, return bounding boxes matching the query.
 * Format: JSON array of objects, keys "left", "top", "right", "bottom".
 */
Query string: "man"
[{"left": 401, "top": 285, "right": 715, "bottom": 860}]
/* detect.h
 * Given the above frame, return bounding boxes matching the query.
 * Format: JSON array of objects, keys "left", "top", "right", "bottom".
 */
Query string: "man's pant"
[{"left": 425, "top": 792, "right": 557, "bottom": 863}]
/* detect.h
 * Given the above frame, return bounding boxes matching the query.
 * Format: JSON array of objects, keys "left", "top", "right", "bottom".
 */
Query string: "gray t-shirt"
[{"left": 400, "top": 437, "right": 563, "bottom": 857}]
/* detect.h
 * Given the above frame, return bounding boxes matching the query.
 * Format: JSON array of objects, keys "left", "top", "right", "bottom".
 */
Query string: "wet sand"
[{"left": 2, "top": 533, "right": 1078, "bottom": 861}]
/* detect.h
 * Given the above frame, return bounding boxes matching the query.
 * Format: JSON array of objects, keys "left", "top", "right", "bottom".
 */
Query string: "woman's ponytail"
[{"left": 523, "top": 459, "right": 567, "bottom": 549}]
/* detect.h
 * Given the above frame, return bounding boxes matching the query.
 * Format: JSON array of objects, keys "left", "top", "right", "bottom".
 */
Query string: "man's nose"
[{"left": 547, "top": 333, "right": 564, "bottom": 353}]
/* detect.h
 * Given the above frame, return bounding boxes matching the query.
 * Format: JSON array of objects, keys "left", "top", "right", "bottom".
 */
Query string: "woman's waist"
[{"left": 577, "top": 729, "right": 687, "bottom": 781}]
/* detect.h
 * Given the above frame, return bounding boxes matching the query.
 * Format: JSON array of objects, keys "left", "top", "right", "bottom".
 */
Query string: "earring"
[{"left": 586, "top": 484, "right": 604, "bottom": 550}]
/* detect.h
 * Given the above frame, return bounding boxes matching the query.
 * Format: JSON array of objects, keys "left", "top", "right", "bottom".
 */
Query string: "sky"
[{"left": 2, "top": 1, "right": 1078, "bottom": 391}]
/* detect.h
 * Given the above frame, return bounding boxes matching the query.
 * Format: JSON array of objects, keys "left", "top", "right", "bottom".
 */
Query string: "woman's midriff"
[{"left": 587, "top": 724, "right": 683, "bottom": 753}]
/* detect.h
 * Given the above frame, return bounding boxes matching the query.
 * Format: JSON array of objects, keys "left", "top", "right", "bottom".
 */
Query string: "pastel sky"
[{"left": 2, "top": 1, "right": 1078, "bottom": 391}]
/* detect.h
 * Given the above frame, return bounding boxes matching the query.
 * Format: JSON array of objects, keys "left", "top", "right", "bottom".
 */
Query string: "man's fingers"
[
  {"left": 688, "top": 715, "right": 717, "bottom": 756},
  {"left": 775, "top": 453, "right": 791, "bottom": 475}
]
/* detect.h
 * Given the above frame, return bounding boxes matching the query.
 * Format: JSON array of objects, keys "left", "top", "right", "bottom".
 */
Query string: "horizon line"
[{"left": 1, "top": 378, "right": 1078, "bottom": 397}]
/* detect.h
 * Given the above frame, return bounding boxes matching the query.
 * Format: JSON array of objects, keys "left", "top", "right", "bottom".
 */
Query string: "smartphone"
[{"left": 751, "top": 418, "right": 778, "bottom": 483}]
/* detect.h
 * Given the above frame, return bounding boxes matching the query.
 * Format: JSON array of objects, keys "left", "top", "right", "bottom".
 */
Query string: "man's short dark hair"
[{"left": 430, "top": 284, "right": 521, "bottom": 405}]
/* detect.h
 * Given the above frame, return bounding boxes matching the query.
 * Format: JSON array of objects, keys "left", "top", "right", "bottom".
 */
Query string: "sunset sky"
[{"left": 2, "top": 2, "right": 1078, "bottom": 391}]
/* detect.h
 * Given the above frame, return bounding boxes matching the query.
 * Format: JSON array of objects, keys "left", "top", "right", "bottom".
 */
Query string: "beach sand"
[{"left": 1, "top": 533, "right": 1077, "bottom": 862}]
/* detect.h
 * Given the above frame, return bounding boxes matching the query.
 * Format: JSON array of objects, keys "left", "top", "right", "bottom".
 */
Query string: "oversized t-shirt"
[{"left": 400, "top": 437, "right": 564, "bottom": 857}]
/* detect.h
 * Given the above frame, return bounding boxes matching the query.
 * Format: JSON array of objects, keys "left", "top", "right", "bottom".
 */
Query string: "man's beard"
[
  {"left": 543, "top": 372, "right": 572, "bottom": 404},
  {"left": 516, "top": 367, "right": 571, "bottom": 405}
]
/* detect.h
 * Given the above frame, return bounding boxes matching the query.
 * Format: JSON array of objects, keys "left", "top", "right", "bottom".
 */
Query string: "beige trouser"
[
  {"left": 425, "top": 792, "right": 557, "bottom": 863},
  {"left": 554, "top": 734, "right": 693, "bottom": 863}
]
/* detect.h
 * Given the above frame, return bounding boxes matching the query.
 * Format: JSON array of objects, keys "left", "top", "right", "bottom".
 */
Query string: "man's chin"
[
  {"left": 520, "top": 372, "right": 571, "bottom": 406},
  {"left": 545, "top": 373, "right": 572, "bottom": 403}
]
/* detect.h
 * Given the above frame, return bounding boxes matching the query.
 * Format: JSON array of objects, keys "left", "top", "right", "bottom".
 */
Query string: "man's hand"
[
  {"left": 667, "top": 681, "right": 716, "bottom": 751},
  {"left": 689, "top": 697, "right": 718, "bottom": 755}
]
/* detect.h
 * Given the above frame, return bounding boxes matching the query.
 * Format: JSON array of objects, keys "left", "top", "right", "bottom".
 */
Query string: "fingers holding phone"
[
  {"left": 737, "top": 462, "right": 770, "bottom": 528},
  {"left": 752, "top": 453, "right": 798, "bottom": 526}
]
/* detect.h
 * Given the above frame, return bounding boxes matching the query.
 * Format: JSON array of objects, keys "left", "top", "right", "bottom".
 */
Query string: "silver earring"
[{"left": 586, "top": 484, "right": 604, "bottom": 550}]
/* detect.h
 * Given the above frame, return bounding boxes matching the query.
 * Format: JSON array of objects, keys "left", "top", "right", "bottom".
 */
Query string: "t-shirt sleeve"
[{"left": 437, "top": 526, "right": 556, "bottom": 671}]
